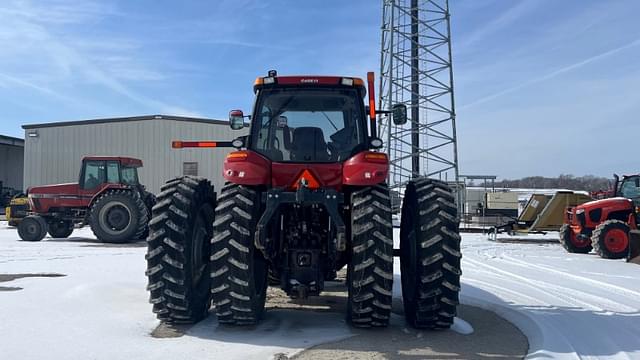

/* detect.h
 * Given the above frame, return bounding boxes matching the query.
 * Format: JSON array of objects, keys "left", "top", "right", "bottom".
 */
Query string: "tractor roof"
[
  {"left": 82, "top": 156, "right": 143, "bottom": 167},
  {"left": 253, "top": 75, "right": 366, "bottom": 94}
]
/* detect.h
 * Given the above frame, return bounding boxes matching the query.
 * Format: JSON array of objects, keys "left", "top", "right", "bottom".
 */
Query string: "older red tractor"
[
  {"left": 560, "top": 174, "right": 639, "bottom": 259},
  {"left": 18, "top": 156, "right": 155, "bottom": 243},
  {"left": 145, "top": 71, "right": 462, "bottom": 329}
]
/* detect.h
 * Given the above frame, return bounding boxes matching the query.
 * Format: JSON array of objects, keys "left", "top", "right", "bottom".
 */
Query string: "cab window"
[
  {"left": 83, "top": 161, "right": 105, "bottom": 189},
  {"left": 121, "top": 167, "right": 139, "bottom": 185},
  {"left": 251, "top": 88, "right": 365, "bottom": 162},
  {"left": 106, "top": 161, "right": 120, "bottom": 184},
  {"left": 620, "top": 177, "right": 640, "bottom": 199}
]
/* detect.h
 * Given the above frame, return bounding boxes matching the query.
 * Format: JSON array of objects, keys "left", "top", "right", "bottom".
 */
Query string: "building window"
[{"left": 183, "top": 162, "right": 198, "bottom": 176}]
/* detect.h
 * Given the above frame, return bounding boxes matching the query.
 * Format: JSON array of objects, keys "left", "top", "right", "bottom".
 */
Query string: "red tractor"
[
  {"left": 145, "top": 71, "right": 461, "bottom": 329},
  {"left": 560, "top": 174, "right": 639, "bottom": 259},
  {"left": 18, "top": 156, "right": 155, "bottom": 243}
]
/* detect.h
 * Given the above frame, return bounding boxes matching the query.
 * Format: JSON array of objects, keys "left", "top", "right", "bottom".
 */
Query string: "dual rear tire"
[
  {"left": 347, "top": 185, "right": 394, "bottom": 327},
  {"left": 347, "top": 179, "right": 462, "bottom": 330},
  {"left": 146, "top": 176, "right": 215, "bottom": 323},
  {"left": 400, "top": 178, "right": 462, "bottom": 329},
  {"left": 145, "top": 177, "right": 462, "bottom": 330}
]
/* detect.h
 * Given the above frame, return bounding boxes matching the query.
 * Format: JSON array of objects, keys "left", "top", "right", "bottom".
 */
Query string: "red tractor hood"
[
  {"left": 28, "top": 183, "right": 80, "bottom": 196},
  {"left": 577, "top": 197, "right": 633, "bottom": 210}
]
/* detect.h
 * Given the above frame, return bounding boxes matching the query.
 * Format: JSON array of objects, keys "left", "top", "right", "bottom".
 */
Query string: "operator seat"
[{"left": 290, "top": 127, "right": 329, "bottom": 161}]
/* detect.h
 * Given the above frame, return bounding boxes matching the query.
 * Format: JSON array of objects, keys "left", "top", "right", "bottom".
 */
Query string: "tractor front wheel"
[
  {"left": 400, "top": 178, "right": 461, "bottom": 329},
  {"left": 591, "top": 220, "right": 629, "bottom": 259},
  {"left": 18, "top": 215, "right": 48, "bottom": 242},
  {"left": 347, "top": 185, "right": 394, "bottom": 328},
  {"left": 89, "top": 190, "right": 148, "bottom": 243},
  {"left": 559, "top": 224, "right": 592, "bottom": 254},
  {"left": 48, "top": 219, "right": 74, "bottom": 238},
  {"left": 210, "top": 183, "right": 267, "bottom": 325},
  {"left": 146, "top": 176, "right": 215, "bottom": 323}
]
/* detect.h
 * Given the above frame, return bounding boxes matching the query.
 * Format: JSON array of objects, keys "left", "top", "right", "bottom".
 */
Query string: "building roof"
[
  {"left": 0, "top": 134, "right": 25, "bottom": 147},
  {"left": 22, "top": 114, "right": 227, "bottom": 129}
]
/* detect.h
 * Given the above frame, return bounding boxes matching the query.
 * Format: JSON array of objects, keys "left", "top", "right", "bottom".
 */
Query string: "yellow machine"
[
  {"left": 491, "top": 191, "right": 593, "bottom": 235},
  {"left": 5, "top": 195, "right": 28, "bottom": 227}
]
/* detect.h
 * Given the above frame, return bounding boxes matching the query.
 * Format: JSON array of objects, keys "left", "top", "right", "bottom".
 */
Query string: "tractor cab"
[
  {"left": 614, "top": 174, "right": 640, "bottom": 206},
  {"left": 79, "top": 156, "right": 143, "bottom": 190},
  {"left": 225, "top": 70, "right": 407, "bottom": 191},
  {"left": 249, "top": 75, "right": 368, "bottom": 163}
]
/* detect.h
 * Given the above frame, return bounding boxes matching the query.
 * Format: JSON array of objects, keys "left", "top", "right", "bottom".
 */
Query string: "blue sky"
[{"left": 0, "top": 0, "right": 638, "bottom": 179}]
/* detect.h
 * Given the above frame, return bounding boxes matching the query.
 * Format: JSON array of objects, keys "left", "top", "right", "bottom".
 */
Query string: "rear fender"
[
  {"left": 342, "top": 151, "right": 389, "bottom": 186},
  {"left": 88, "top": 184, "right": 132, "bottom": 208},
  {"left": 223, "top": 150, "right": 271, "bottom": 186}
]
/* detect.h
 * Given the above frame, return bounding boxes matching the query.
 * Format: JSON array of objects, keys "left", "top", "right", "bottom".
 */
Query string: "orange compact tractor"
[
  {"left": 145, "top": 71, "right": 462, "bottom": 329},
  {"left": 18, "top": 156, "right": 155, "bottom": 243},
  {"left": 561, "top": 174, "right": 639, "bottom": 259}
]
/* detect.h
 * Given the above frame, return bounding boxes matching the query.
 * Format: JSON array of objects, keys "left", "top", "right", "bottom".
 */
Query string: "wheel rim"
[
  {"left": 26, "top": 222, "right": 38, "bottom": 235},
  {"left": 604, "top": 228, "right": 628, "bottom": 253},
  {"left": 569, "top": 229, "right": 590, "bottom": 248},
  {"left": 191, "top": 213, "right": 208, "bottom": 287},
  {"left": 99, "top": 201, "right": 132, "bottom": 235}
]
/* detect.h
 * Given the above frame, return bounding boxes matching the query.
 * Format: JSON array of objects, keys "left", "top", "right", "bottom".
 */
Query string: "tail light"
[
  {"left": 226, "top": 151, "right": 249, "bottom": 162},
  {"left": 364, "top": 152, "right": 388, "bottom": 164}
]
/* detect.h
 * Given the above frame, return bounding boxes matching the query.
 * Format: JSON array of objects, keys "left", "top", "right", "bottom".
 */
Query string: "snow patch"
[{"left": 451, "top": 317, "right": 474, "bottom": 335}]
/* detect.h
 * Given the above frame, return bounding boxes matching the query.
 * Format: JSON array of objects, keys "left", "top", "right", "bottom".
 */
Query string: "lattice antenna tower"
[{"left": 378, "top": 0, "right": 459, "bottom": 189}]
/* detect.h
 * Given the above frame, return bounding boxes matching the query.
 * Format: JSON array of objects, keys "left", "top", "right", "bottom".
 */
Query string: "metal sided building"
[
  {"left": 22, "top": 115, "right": 242, "bottom": 194},
  {"left": 0, "top": 134, "right": 25, "bottom": 192}
]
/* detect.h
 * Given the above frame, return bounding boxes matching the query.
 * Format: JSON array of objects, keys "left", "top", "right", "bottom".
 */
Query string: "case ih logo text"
[{"left": 300, "top": 78, "right": 319, "bottom": 83}]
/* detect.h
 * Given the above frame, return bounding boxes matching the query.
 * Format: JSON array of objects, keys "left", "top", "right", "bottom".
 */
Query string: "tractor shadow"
[
  {"left": 43, "top": 236, "right": 146, "bottom": 248},
  {"left": 0, "top": 273, "right": 66, "bottom": 292}
]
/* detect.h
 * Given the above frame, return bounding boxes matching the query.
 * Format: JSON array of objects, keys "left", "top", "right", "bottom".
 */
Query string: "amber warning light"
[{"left": 172, "top": 141, "right": 233, "bottom": 149}]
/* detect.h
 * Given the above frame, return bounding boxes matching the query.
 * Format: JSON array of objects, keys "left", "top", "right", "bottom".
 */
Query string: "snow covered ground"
[
  {"left": 1, "top": 221, "right": 639, "bottom": 359},
  {"left": 461, "top": 233, "right": 640, "bottom": 359}
]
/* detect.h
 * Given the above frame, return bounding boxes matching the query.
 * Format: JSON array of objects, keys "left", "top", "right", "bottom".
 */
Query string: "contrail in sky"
[{"left": 459, "top": 38, "right": 640, "bottom": 110}]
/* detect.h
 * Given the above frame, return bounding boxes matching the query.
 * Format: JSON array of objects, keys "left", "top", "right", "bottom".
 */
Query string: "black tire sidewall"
[
  {"left": 184, "top": 203, "right": 214, "bottom": 319},
  {"left": 18, "top": 216, "right": 47, "bottom": 241},
  {"left": 91, "top": 192, "right": 141, "bottom": 243},
  {"left": 593, "top": 220, "right": 629, "bottom": 259},
  {"left": 48, "top": 220, "right": 74, "bottom": 238},
  {"left": 399, "top": 182, "right": 419, "bottom": 314},
  {"left": 559, "top": 224, "right": 592, "bottom": 253}
]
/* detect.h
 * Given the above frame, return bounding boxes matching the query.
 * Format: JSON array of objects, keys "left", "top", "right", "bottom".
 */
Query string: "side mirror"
[
  {"left": 229, "top": 110, "right": 245, "bottom": 130},
  {"left": 369, "top": 137, "right": 383, "bottom": 149},
  {"left": 392, "top": 104, "right": 407, "bottom": 125},
  {"left": 231, "top": 137, "right": 245, "bottom": 149}
]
